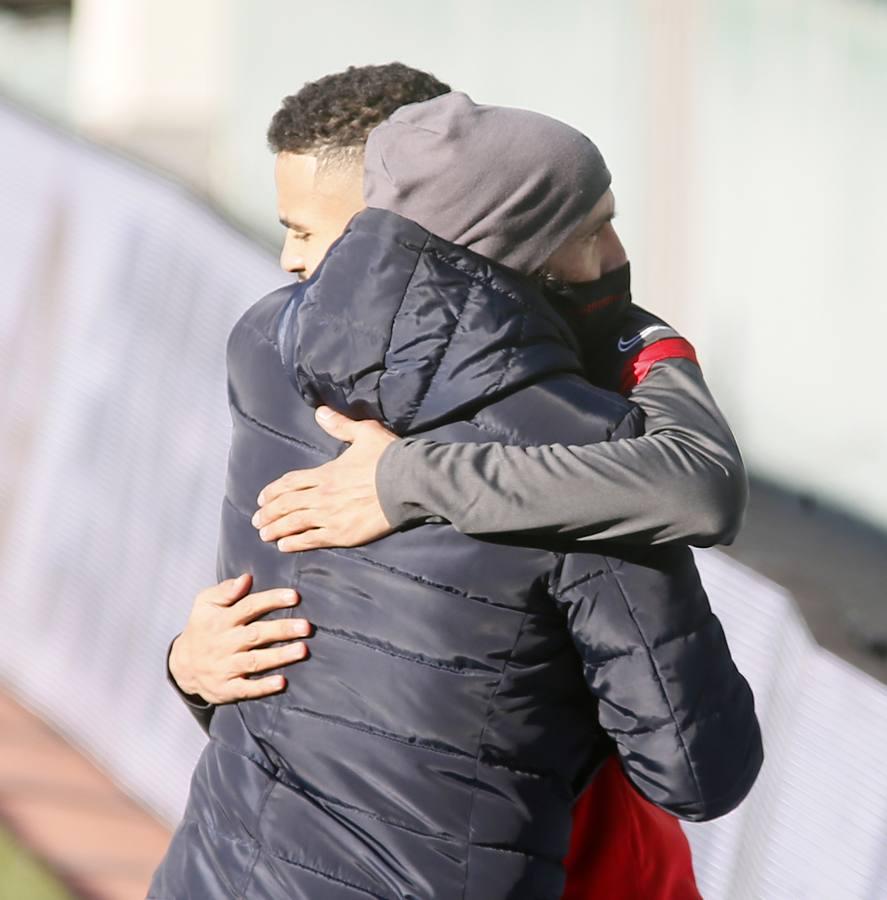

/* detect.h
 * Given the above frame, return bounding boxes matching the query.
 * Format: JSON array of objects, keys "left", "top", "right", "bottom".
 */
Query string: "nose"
[
  {"left": 598, "top": 224, "right": 628, "bottom": 276},
  {"left": 280, "top": 238, "right": 307, "bottom": 277}
]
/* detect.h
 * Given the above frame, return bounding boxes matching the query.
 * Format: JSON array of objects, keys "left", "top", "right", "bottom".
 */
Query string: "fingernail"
[
  {"left": 316, "top": 406, "right": 334, "bottom": 421},
  {"left": 292, "top": 619, "right": 309, "bottom": 636},
  {"left": 259, "top": 527, "right": 268, "bottom": 540},
  {"left": 251, "top": 512, "right": 260, "bottom": 527},
  {"left": 257, "top": 491, "right": 265, "bottom": 505}
]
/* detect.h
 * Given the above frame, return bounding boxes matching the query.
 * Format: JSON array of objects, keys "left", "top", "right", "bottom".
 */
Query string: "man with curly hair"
[{"left": 163, "top": 63, "right": 752, "bottom": 898}]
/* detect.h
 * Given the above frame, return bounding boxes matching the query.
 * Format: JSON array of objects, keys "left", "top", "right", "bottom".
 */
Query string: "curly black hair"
[{"left": 266, "top": 62, "right": 451, "bottom": 159}]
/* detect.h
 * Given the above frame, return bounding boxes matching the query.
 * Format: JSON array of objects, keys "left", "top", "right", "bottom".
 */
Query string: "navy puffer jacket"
[{"left": 150, "top": 208, "right": 762, "bottom": 899}]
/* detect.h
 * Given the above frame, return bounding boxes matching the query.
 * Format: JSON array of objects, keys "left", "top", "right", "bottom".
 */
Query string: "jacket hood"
[{"left": 280, "top": 207, "right": 585, "bottom": 435}]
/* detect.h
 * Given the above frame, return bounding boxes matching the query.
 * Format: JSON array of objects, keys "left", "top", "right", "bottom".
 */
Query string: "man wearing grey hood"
[
  {"left": 357, "top": 90, "right": 731, "bottom": 899},
  {"left": 158, "top": 80, "right": 760, "bottom": 900},
  {"left": 277, "top": 88, "right": 738, "bottom": 898}
]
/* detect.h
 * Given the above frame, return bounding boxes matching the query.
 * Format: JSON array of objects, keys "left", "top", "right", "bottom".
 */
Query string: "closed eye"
[
  {"left": 279, "top": 216, "right": 311, "bottom": 240},
  {"left": 593, "top": 209, "right": 617, "bottom": 236}
]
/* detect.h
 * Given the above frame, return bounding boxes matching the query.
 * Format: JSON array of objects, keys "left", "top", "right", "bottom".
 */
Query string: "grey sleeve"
[
  {"left": 376, "top": 357, "right": 747, "bottom": 547},
  {"left": 166, "top": 634, "right": 215, "bottom": 736}
]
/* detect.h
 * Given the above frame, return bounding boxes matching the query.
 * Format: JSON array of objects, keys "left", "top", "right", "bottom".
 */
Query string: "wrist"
[
  {"left": 375, "top": 439, "right": 407, "bottom": 527},
  {"left": 376, "top": 438, "right": 432, "bottom": 527},
  {"left": 168, "top": 633, "right": 200, "bottom": 698}
]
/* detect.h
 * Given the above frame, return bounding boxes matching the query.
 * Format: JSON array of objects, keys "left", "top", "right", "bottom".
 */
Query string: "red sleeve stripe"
[{"left": 619, "top": 337, "right": 699, "bottom": 395}]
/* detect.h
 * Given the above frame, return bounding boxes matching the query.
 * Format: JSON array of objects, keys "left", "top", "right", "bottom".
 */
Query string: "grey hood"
[{"left": 363, "top": 90, "right": 612, "bottom": 274}]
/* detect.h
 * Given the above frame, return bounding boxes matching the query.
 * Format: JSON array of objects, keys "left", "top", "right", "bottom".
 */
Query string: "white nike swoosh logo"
[
  {"left": 617, "top": 325, "right": 671, "bottom": 353},
  {"left": 617, "top": 334, "right": 644, "bottom": 353}
]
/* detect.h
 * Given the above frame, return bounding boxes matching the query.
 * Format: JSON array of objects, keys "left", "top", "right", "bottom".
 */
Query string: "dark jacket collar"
[{"left": 281, "top": 207, "right": 585, "bottom": 435}]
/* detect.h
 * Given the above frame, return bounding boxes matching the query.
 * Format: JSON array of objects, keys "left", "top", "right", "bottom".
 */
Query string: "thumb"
[
  {"left": 315, "top": 405, "right": 358, "bottom": 443},
  {"left": 213, "top": 572, "right": 251, "bottom": 606}
]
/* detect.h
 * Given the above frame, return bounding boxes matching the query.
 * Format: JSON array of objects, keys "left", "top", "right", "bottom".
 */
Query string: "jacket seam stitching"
[
  {"left": 334, "top": 548, "right": 531, "bottom": 612},
  {"left": 213, "top": 713, "right": 554, "bottom": 783},
  {"left": 555, "top": 568, "right": 606, "bottom": 598},
  {"left": 208, "top": 733, "right": 280, "bottom": 776},
  {"left": 460, "top": 612, "right": 530, "bottom": 899},
  {"left": 420, "top": 245, "right": 557, "bottom": 315},
  {"left": 236, "top": 317, "right": 284, "bottom": 352},
  {"left": 379, "top": 233, "right": 431, "bottom": 427},
  {"left": 235, "top": 615, "right": 291, "bottom": 899},
  {"left": 585, "top": 623, "right": 710, "bottom": 665},
  {"left": 222, "top": 493, "right": 539, "bottom": 615},
  {"left": 604, "top": 702, "right": 727, "bottom": 736},
  {"left": 468, "top": 842, "right": 563, "bottom": 864},
  {"left": 263, "top": 771, "right": 462, "bottom": 841},
  {"left": 229, "top": 396, "right": 326, "bottom": 454},
  {"left": 185, "top": 816, "right": 389, "bottom": 899},
  {"left": 254, "top": 848, "right": 392, "bottom": 899},
  {"left": 318, "top": 626, "right": 498, "bottom": 675},
  {"left": 271, "top": 703, "right": 474, "bottom": 760},
  {"left": 488, "top": 300, "right": 527, "bottom": 399},
  {"left": 599, "top": 557, "right": 705, "bottom": 806},
  {"left": 403, "top": 272, "right": 475, "bottom": 431},
  {"left": 235, "top": 777, "right": 277, "bottom": 900}
]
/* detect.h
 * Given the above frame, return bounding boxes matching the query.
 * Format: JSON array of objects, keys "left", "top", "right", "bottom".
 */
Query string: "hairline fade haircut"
[{"left": 267, "top": 62, "right": 452, "bottom": 175}]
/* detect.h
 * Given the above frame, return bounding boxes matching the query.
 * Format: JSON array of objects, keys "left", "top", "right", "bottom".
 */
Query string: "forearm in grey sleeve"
[
  {"left": 166, "top": 634, "right": 215, "bottom": 736},
  {"left": 376, "top": 358, "right": 747, "bottom": 546}
]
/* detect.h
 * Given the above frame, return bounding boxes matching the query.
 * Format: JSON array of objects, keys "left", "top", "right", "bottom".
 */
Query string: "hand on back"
[
  {"left": 170, "top": 408, "right": 394, "bottom": 705},
  {"left": 169, "top": 572, "right": 311, "bottom": 704},
  {"left": 251, "top": 406, "right": 397, "bottom": 551}
]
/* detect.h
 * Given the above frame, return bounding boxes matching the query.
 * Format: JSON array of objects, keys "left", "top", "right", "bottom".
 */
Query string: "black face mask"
[{"left": 537, "top": 260, "right": 632, "bottom": 339}]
